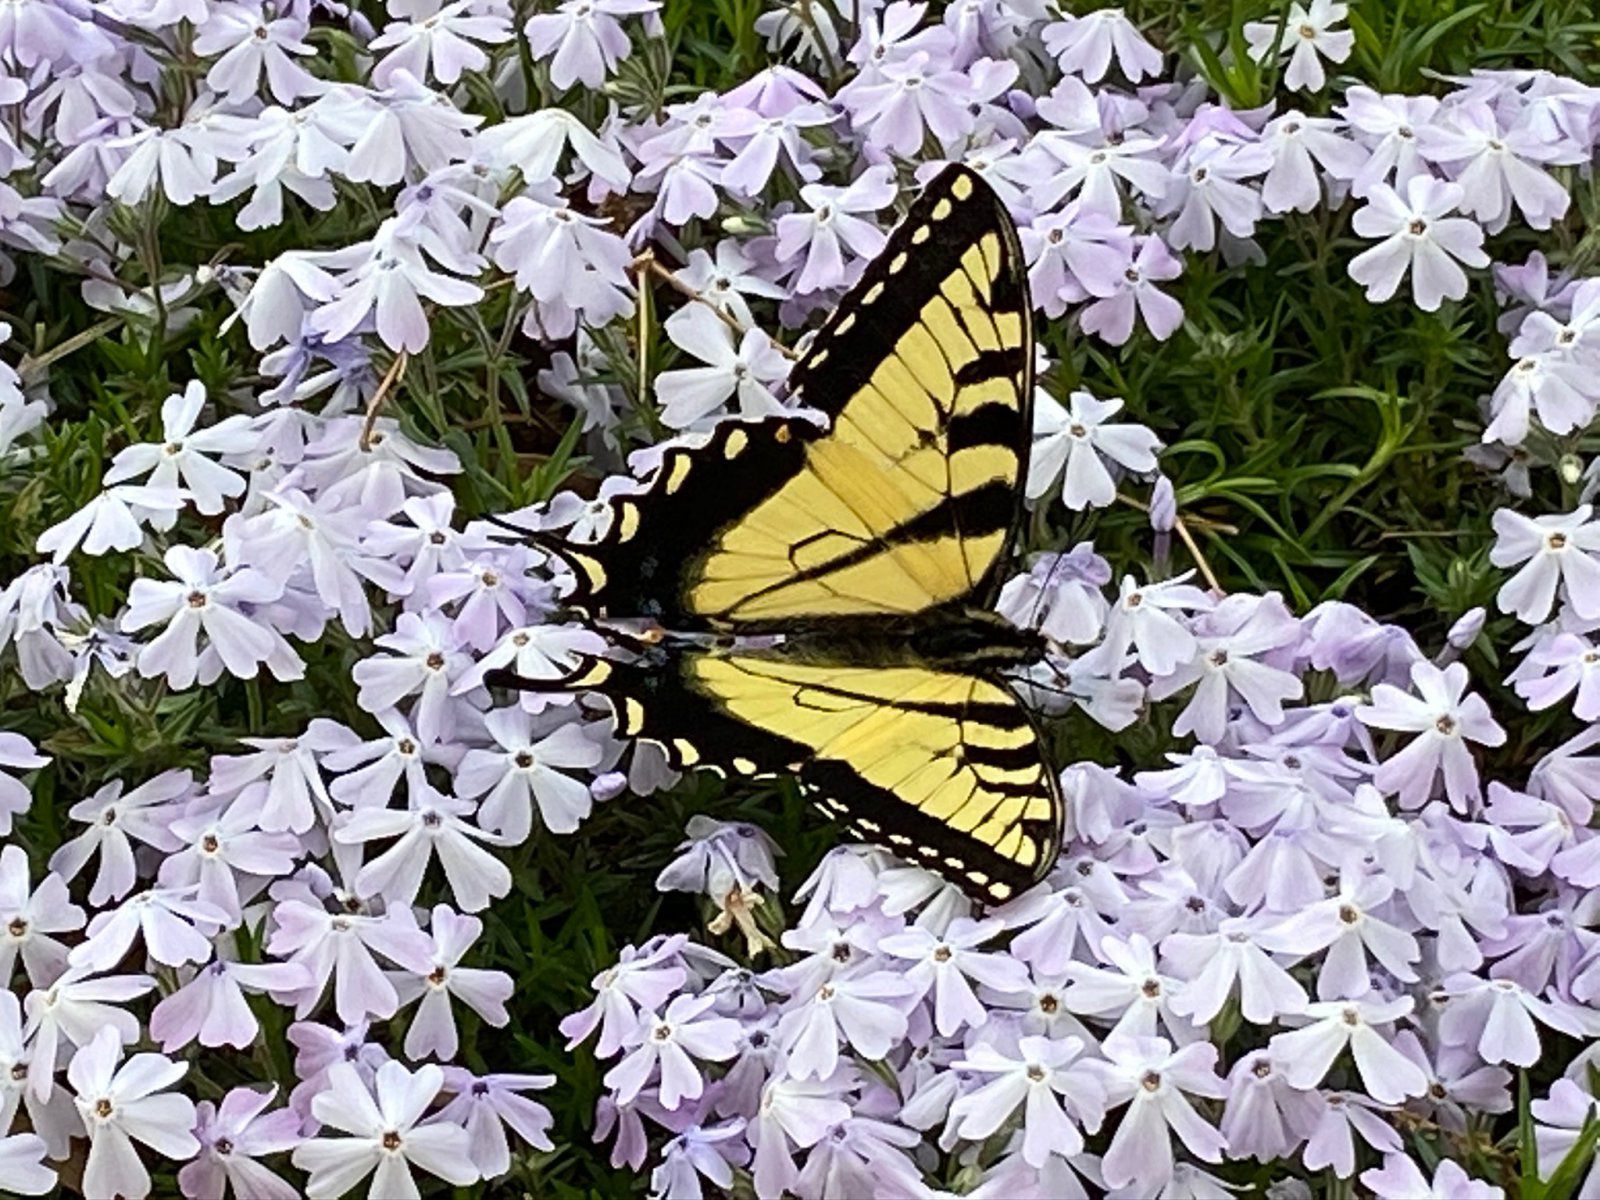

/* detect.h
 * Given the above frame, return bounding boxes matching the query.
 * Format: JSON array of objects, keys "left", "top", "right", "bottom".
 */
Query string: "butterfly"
[{"left": 496, "top": 164, "right": 1065, "bottom": 905}]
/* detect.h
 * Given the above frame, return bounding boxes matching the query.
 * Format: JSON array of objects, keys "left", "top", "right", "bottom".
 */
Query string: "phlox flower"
[
  {"left": 1041, "top": 8, "right": 1163, "bottom": 83},
  {"left": 479, "top": 108, "right": 630, "bottom": 191},
  {"left": 1436, "top": 973, "right": 1595, "bottom": 1067},
  {"left": 655, "top": 304, "right": 790, "bottom": 430},
  {"left": 996, "top": 545, "right": 1111, "bottom": 646},
  {"left": 103, "top": 381, "right": 255, "bottom": 520},
  {"left": 371, "top": 1, "right": 512, "bottom": 86},
  {"left": 49, "top": 770, "right": 190, "bottom": 906},
  {"left": 194, "top": 2, "right": 320, "bottom": 104},
  {"left": 149, "top": 956, "right": 313, "bottom": 1051},
  {"left": 1532, "top": 1080, "right": 1600, "bottom": 1200},
  {"left": 291, "top": 1060, "right": 479, "bottom": 1199},
  {"left": 488, "top": 189, "right": 635, "bottom": 340},
  {"left": 1062, "top": 932, "right": 1198, "bottom": 1044},
  {"left": 750, "top": 1072, "right": 853, "bottom": 1199},
  {"left": 1300, "top": 1088, "right": 1402, "bottom": 1177},
  {"left": 721, "top": 103, "right": 833, "bottom": 196},
  {"left": 843, "top": 51, "right": 973, "bottom": 155},
  {"left": 35, "top": 482, "right": 189, "bottom": 563},
  {"left": 180, "top": 1085, "right": 302, "bottom": 1200},
  {"left": 652, "top": 1119, "right": 749, "bottom": 1200},
  {"left": 1163, "top": 138, "right": 1273, "bottom": 253},
  {"left": 0, "top": 844, "right": 82, "bottom": 987},
  {"left": 0, "top": 1133, "right": 52, "bottom": 1195},
  {"left": 774, "top": 166, "right": 897, "bottom": 295},
  {"left": 560, "top": 936, "right": 689, "bottom": 1057},
  {"left": 1220, "top": 1051, "right": 1321, "bottom": 1163},
  {"left": 311, "top": 217, "right": 485, "bottom": 353},
  {"left": 878, "top": 916, "right": 1030, "bottom": 1036},
  {"left": 69, "top": 1028, "right": 198, "bottom": 1200},
  {"left": 1091, "top": 572, "right": 1214, "bottom": 677},
  {"left": 1094, "top": 1036, "right": 1228, "bottom": 1194},
  {"left": 949, "top": 1035, "right": 1107, "bottom": 1165},
  {"left": 774, "top": 970, "right": 917, "bottom": 1081},
  {"left": 1244, "top": 0, "right": 1354, "bottom": 92},
  {"left": 1420, "top": 100, "right": 1571, "bottom": 232},
  {"left": 0, "top": 730, "right": 45, "bottom": 837},
  {"left": 351, "top": 611, "right": 472, "bottom": 743},
  {"left": 524, "top": 0, "right": 659, "bottom": 90},
  {"left": 211, "top": 728, "right": 343, "bottom": 837},
  {"left": 265, "top": 900, "right": 435, "bottom": 1023},
  {"left": 1027, "top": 389, "right": 1161, "bottom": 510},
  {"left": 1260, "top": 111, "right": 1368, "bottom": 213},
  {"left": 604, "top": 992, "right": 742, "bottom": 1110},
  {"left": 437, "top": 1069, "right": 556, "bottom": 1180},
  {"left": 336, "top": 788, "right": 511, "bottom": 913},
  {"left": 1269, "top": 996, "right": 1429, "bottom": 1103},
  {"left": 389, "top": 906, "right": 513, "bottom": 1061},
  {"left": 1149, "top": 592, "right": 1304, "bottom": 743},
  {"left": 1259, "top": 871, "right": 1420, "bottom": 998},
  {"left": 69, "top": 885, "right": 228, "bottom": 974},
  {"left": 657, "top": 814, "right": 782, "bottom": 903},
  {"left": 1358, "top": 660, "right": 1506, "bottom": 811},
  {"left": 1348, "top": 176, "right": 1489, "bottom": 311},
  {"left": 455, "top": 707, "right": 604, "bottom": 840},
  {"left": 1491, "top": 506, "right": 1600, "bottom": 622},
  {"left": 453, "top": 621, "right": 607, "bottom": 694},
  {"left": 1078, "top": 234, "right": 1186, "bottom": 344},
  {"left": 1361, "top": 1151, "right": 1505, "bottom": 1199},
  {"left": 107, "top": 109, "right": 254, "bottom": 207},
  {"left": 121, "top": 546, "right": 298, "bottom": 689},
  {"left": 324, "top": 710, "right": 452, "bottom": 810},
  {"left": 1164, "top": 919, "right": 1309, "bottom": 1024}
]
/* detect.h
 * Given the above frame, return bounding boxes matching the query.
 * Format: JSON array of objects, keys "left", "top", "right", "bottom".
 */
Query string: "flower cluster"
[{"left": 0, "top": 0, "right": 1595, "bottom": 1196}]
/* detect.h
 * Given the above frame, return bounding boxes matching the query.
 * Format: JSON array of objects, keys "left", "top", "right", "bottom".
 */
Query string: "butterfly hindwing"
[
  {"left": 588, "top": 649, "right": 1063, "bottom": 903},
  {"left": 564, "top": 164, "right": 1034, "bottom": 630}
]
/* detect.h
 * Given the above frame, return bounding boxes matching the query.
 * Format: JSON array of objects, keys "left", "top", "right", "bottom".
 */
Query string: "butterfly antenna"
[
  {"left": 484, "top": 657, "right": 613, "bottom": 694},
  {"left": 1023, "top": 549, "right": 1072, "bottom": 635},
  {"left": 481, "top": 512, "right": 585, "bottom": 574}
]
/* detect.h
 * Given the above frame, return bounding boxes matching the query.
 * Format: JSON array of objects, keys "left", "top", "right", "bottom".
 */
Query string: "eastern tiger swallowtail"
[{"left": 495, "top": 164, "right": 1064, "bottom": 904}]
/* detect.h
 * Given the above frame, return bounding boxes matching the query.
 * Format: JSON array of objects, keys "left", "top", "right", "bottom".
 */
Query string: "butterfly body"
[{"left": 510, "top": 165, "right": 1068, "bottom": 903}]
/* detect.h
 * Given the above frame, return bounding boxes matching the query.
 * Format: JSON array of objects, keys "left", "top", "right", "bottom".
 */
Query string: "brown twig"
[
  {"left": 1117, "top": 491, "right": 1227, "bottom": 594},
  {"left": 360, "top": 349, "right": 411, "bottom": 451}
]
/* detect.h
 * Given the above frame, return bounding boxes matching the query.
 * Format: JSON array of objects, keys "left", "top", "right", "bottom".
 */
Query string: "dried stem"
[
  {"left": 1117, "top": 491, "right": 1227, "bottom": 594},
  {"left": 631, "top": 252, "right": 801, "bottom": 361},
  {"left": 359, "top": 349, "right": 411, "bottom": 451}
]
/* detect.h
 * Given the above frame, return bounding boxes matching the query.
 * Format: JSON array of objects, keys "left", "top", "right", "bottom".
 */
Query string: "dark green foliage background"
[{"left": 3, "top": 1, "right": 1600, "bottom": 1196}]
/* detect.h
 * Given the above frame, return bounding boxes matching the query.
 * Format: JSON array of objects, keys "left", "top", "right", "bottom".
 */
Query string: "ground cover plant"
[{"left": 5, "top": 0, "right": 1600, "bottom": 1196}]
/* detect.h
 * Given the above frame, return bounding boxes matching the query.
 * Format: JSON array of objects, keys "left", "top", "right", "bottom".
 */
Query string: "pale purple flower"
[
  {"left": 560, "top": 936, "right": 689, "bottom": 1057},
  {"left": 103, "top": 381, "right": 255, "bottom": 519},
  {"left": 775, "top": 970, "right": 916, "bottom": 1081},
  {"left": 22, "top": 966, "right": 154, "bottom": 1102},
  {"left": 1220, "top": 1050, "right": 1320, "bottom": 1163},
  {"left": 35, "top": 483, "right": 189, "bottom": 563},
  {"left": 311, "top": 217, "right": 484, "bottom": 353},
  {"left": 389, "top": 906, "right": 513, "bottom": 1061},
  {"left": 1062, "top": 932, "right": 1198, "bottom": 1044},
  {"left": 604, "top": 992, "right": 741, "bottom": 1110},
  {"left": 122, "top": 546, "right": 297, "bottom": 688},
  {"left": 180, "top": 1085, "right": 302, "bottom": 1200},
  {"left": 1041, "top": 8, "right": 1163, "bottom": 83},
  {"left": 1150, "top": 592, "right": 1304, "bottom": 743},
  {"left": 1361, "top": 1151, "right": 1506, "bottom": 1199},
  {"left": 336, "top": 787, "right": 511, "bottom": 912},
  {"left": 1436, "top": 973, "right": 1595, "bottom": 1067},
  {"left": 950, "top": 1034, "right": 1107, "bottom": 1165},
  {"left": 69, "top": 1027, "right": 199, "bottom": 1200},
  {"left": 454, "top": 707, "right": 604, "bottom": 840},
  {"left": 1165, "top": 919, "right": 1309, "bottom": 1024},
  {"left": 1491, "top": 505, "right": 1600, "bottom": 622},
  {"left": 1358, "top": 661, "right": 1506, "bottom": 811},
  {"left": 1420, "top": 100, "right": 1571, "bottom": 232},
  {"left": 1301, "top": 1088, "right": 1403, "bottom": 1176},
  {"left": 1095, "top": 1036, "right": 1228, "bottom": 1194},
  {"left": 50, "top": 770, "right": 190, "bottom": 906},
  {"left": 0, "top": 1133, "right": 52, "bottom": 1195},
  {"left": 0, "top": 731, "right": 44, "bottom": 838},
  {"left": 371, "top": 1, "right": 512, "bottom": 87},
  {"left": 655, "top": 303, "right": 790, "bottom": 430},
  {"left": 1245, "top": 0, "right": 1355, "bottom": 92},
  {"left": 1348, "top": 177, "right": 1489, "bottom": 311},
  {"left": 879, "top": 916, "right": 1030, "bottom": 1036},
  {"left": 652, "top": 1119, "right": 749, "bottom": 1200},
  {"left": 1164, "top": 138, "right": 1272, "bottom": 253},
  {"left": 291, "top": 1060, "right": 479, "bottom": 1199},
  {"left": 1260, "top": 111, "right": 1368, "bottom": 213},
  {"left": 150, "top": 956, "right": 313, "bottom": 1051},
  {"left": 524, "top": 0, "right": 659, "bottom": 90},
  {"left": 1028, "top": 389, "right": 1162, "bottom": 510},
  {"left": 352, "top": 612, "right": 472, "bottom": 743},
  {"left": 844, "top": 51, "right": 973, "bottom": 154},
  {"left": 774, "top": 166, "right": 897, "bottom": 294},
  {"left": 211, "top": 728, "right": 341, "bottom": 837},
  {"left": 488, "top": 189, "right": 635, "bottom": 339},
  {"left": 1092, "top": 572, "right": 1214, "bottom": 677},
  {"left": 657, "top": 814, "right": 782, "bottom": 903},
  {"left": 1270, "top": 996, "right": 1429, "bottom": 1103},
  {"left": 195, "top": 2, "right": 320, "bottom": 104},
  {"left": 437, "top": 1069, "right": 556, "bottom": 1180},
  {"left": 0, "top": 844, "right": 82, "bottom": 986},
  {"left": 1259, "top": 871, "right": 1420, "bottom": 998},
  {"left": 265, "top": 900, "right": 435, "bottom": 1023},
  {"left": 750, "top": 1073, "right": 852, "bottom": 1199},
  {"left": 70, "top": 885, "right": 228, "bottom": 973},
  {"left": 1533, "top": 1079, "right": 1600, "bottom": 1200},
  {"left": 1079, "top": 233, "right": 1186, "bottom": 344}
]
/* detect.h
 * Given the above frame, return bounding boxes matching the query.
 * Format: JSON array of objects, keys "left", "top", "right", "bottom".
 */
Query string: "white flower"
[
  {"left": 1491, "top": 506, "right": 1600, "bottom": 624},
  {"left": 454, "top": 707, "right": 604, "bottom": 840},
  {"left": 1269, "top": 995, "right": 1430, "bottom": 1102},
  {"left": 194, "top": 2, "right": 320, "bottom": 104},
  {"left": 1245, "top": 0, "right": 1355, "bottom": 92},
  {"left": 1094, "top": 1036, "right": 1228, "bottom": 1194},
  {"left": 35, "top": 483, "right": 190, "bottom": 564},
  {"left": 1348, "top": 176, "right": 1489, "bottom": 311},
  {"left": 104, "top": 382, "right": 256, "bottom": 520},
  {"left": 336, "top": 788, "right": 511, "bottom": 913},
  {"left": 388, "top": 906, "right": 513, "bottom": 1061},
  {"left": 69, "top": 1027, "right": 198, "bottom": 1200},
  {"left": 371, "top": 1, "right": 513, "bottom": 87},
  {"left": 1040, "top": 9, "right": 1163, "bottom": 83},
  {"left": 0, "top": 1133, "right": 53, "bottom": 1195},
  {"left": 656, "top": 304, "right": 791, "bottom": 430},
  {"left": 292, "top": 1060, "right": 479, "bottom": 1199},
  {"left": 1028, "top": 389, "right": 1161, "bottom": 510}
]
